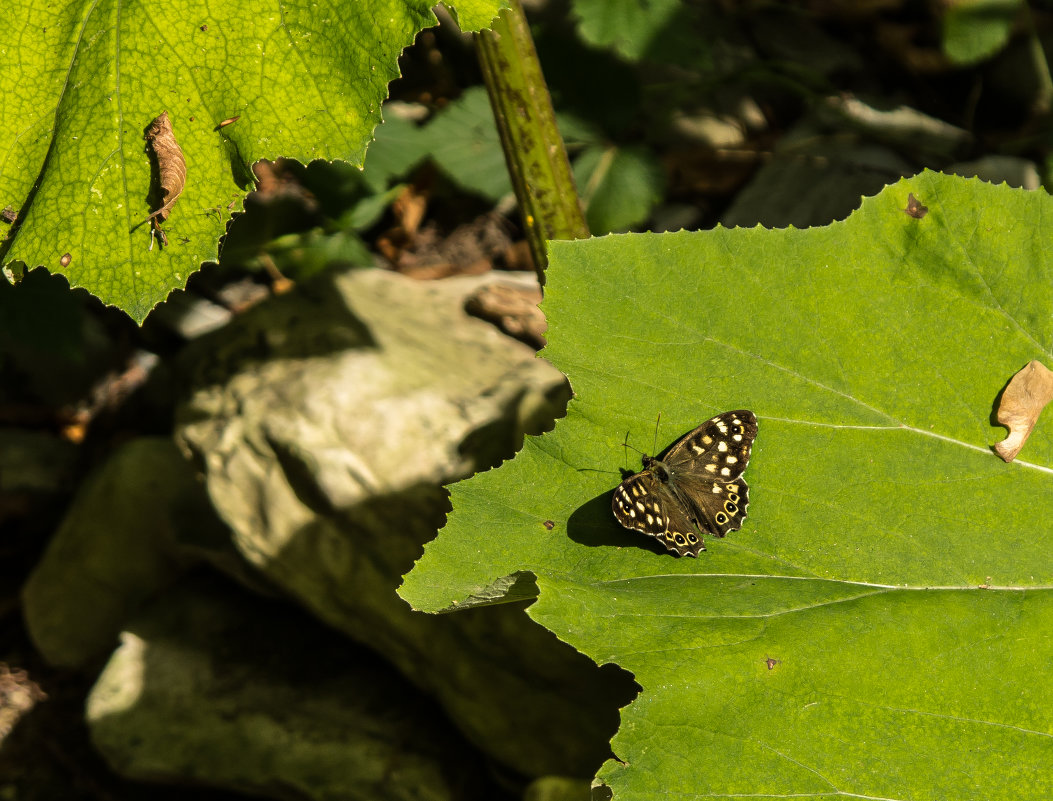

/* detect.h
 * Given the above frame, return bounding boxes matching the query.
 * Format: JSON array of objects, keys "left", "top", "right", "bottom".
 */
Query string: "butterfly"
[{"left": 611, "top": 410, "right": 758, "bottom": 556}]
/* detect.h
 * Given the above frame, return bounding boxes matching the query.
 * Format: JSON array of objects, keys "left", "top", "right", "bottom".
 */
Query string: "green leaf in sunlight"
[
  {"left": 401, "top": 171, "right": 1053, "bottom": 799},
  {"left": 0, "top": 0, "right": 507, "bottom": 323}
]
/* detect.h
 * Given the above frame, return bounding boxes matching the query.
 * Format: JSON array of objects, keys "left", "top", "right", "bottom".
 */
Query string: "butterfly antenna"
[
  {"left": 621, "top": 430, "right": 645, "bottom": 461},
  {"left": 651, "top": 412, "right": 661, "bottom": 457}
]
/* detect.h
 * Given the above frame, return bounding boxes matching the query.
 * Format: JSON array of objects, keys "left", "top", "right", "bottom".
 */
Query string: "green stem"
[{"left": 476, "top": 0, "right": 589, "bottom": 284}]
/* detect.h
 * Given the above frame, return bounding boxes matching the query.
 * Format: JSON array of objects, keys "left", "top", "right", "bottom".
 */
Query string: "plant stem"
[{"left": 476, "top": 0, "right": 589, "bottom": 284}]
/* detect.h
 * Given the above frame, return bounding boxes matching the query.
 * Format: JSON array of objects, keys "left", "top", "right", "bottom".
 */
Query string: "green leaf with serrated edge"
[
  {"left": 400, "top": 171, "right": 1053, "bottom": 799},
  {"left": 0, "top": 0, "right": 507, "bottom": 323}
]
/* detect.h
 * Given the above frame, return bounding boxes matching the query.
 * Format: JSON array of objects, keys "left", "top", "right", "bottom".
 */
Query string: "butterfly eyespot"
[
  {"left": 674, "top": 534, "right": 686, "bottom": 545},
  {"left": 724, "top": 501, "right": 738, "bottom": 514},
  {"left": 715, "top": 512, "right": 728, "bottom": 525},
  {"left": 727, "top": 492, "right": 739, "bottom": 503},
  {"left": 687, "top": 534, "right": 698, "bottom": 543}
]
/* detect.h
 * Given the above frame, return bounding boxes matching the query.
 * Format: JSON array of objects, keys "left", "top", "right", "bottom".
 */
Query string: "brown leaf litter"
[{"left": 993, "top": 360, "right": 1053, "bottom": 462}]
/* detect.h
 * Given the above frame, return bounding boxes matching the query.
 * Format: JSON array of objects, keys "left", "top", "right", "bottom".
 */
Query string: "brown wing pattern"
[
  {"left": 612, "top": 410, "right": 757, "bottom": 557},
  {"left": 663, "top": 410, "right": 756, "bottom": 538},
  {"left": 611, "top": 471, "right": 706, "bottom": 556}
]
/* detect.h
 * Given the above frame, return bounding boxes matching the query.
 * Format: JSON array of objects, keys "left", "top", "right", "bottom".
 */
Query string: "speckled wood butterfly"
[{"left": 612, "top": 410, "right": 757, "bottom": 557}]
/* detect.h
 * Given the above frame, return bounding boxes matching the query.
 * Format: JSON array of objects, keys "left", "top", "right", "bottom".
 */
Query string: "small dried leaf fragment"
[
  {"left": 1, "top": 205, "right": 16, "bottom": 223},
  {"left": 904, "top": 192, "right": 928, "bottom": 218},
  {"left": 994, "top": 360, "right": 1053, "bottom": 462},
  {"left": 144, "top": 111, "right": 186, "bottom": 244}
]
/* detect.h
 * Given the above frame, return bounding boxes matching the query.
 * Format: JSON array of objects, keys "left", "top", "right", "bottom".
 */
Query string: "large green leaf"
[
  {"left": 0, "top": 0, "right": 506, "bottom": 323},
  {"left": 401, "top": 170, "right": 1053, "bottom": 799}
]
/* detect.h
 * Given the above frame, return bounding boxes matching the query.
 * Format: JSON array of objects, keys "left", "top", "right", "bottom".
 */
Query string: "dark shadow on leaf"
[
  {"left": 987, "top": 364, "right": 1028, "bottom": 457},
  {"left": 225, "top": 138, "right": 256, "bottom": 190},
  {"left": 566, "top": 489, "right": 668, "bottom": 557},
  {"left": 989, "top": 364, "right": 1024, "bottom": 429},
  {"left": 141, "top": 117, "right": 166, "bottom": 227}
]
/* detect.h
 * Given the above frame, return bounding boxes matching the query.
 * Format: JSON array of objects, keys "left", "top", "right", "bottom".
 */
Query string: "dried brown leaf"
[
  {"left": 464, "top": 282, "right": 545, "bottom": 349},
  {"left": 143, "top": 111, "right": 186, "bottom": 245},
  {"left": 994, "top": 360, "right": 1053, "bottom": 462},
  {"left": 904, "top": 192, "right": 928, "bottom": 218},
  {"left": 0, "top": 663, "right": 47, "bottom": 744}
]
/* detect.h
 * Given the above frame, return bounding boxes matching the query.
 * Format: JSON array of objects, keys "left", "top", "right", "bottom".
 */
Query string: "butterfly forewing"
[{"left": 612, "top": 410, "right": 757, "bottom": 556}]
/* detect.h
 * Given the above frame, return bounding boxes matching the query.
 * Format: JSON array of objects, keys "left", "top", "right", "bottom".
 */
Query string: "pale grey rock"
[
  {"left": 721, "top": 119, "right": 912, "bottom": 229},
  {"left": 821, "top": 95, "right": 971, "bottom": 159},
  {"left": 21, "top": 437, "right": 231, "bottom": 667},
  {"left": 173, "top": 268, "right": 634, "bottom": 778},
  {"left": 949, "top": 156, "right": 1041, "bottom": 190},
  {"left": 87, "top": 576, "right": 480, "bottom": 801}
]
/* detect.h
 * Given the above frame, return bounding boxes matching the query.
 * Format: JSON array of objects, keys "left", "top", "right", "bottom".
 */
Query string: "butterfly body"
[{"left": 612, "top": 410, "right": 758, "bottom": 557}]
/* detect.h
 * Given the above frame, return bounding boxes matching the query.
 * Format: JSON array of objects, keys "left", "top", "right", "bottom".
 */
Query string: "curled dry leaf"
[
  {"left": 994, "top": 359, "right": 1053, "bottom": 462},
  {"left": 143, "top": 111, "right": 186, "bottom": 246},
  {"left": 0, "top": 663, "right": 47, "bottom": 743}
]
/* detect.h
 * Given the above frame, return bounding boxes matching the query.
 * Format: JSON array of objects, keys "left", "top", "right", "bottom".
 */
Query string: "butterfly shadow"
[{"left": 565, "top": 487, "right": 673, "bottom": 558}]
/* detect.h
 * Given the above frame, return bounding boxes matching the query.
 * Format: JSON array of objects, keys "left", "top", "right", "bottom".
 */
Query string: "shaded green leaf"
[
  {"left": 570, "top": 0, "right": 681, "bottom": 62},
  {"left": 943, "top": 0, "right": 1024, "bottom": 65},
  {"left": 424, "top": 86, "right": 512, "bottom": 201},
  {"left": 574, "top": 144, "right": 664, "bottom": 233}
]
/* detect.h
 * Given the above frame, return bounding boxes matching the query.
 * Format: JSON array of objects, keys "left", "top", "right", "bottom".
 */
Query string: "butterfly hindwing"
[
  {"left": 612, "top": 410, "right": 757, "bottom": 556},
  {"left": 612, "top": 471, "right": 706, "bottom": 556}
]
